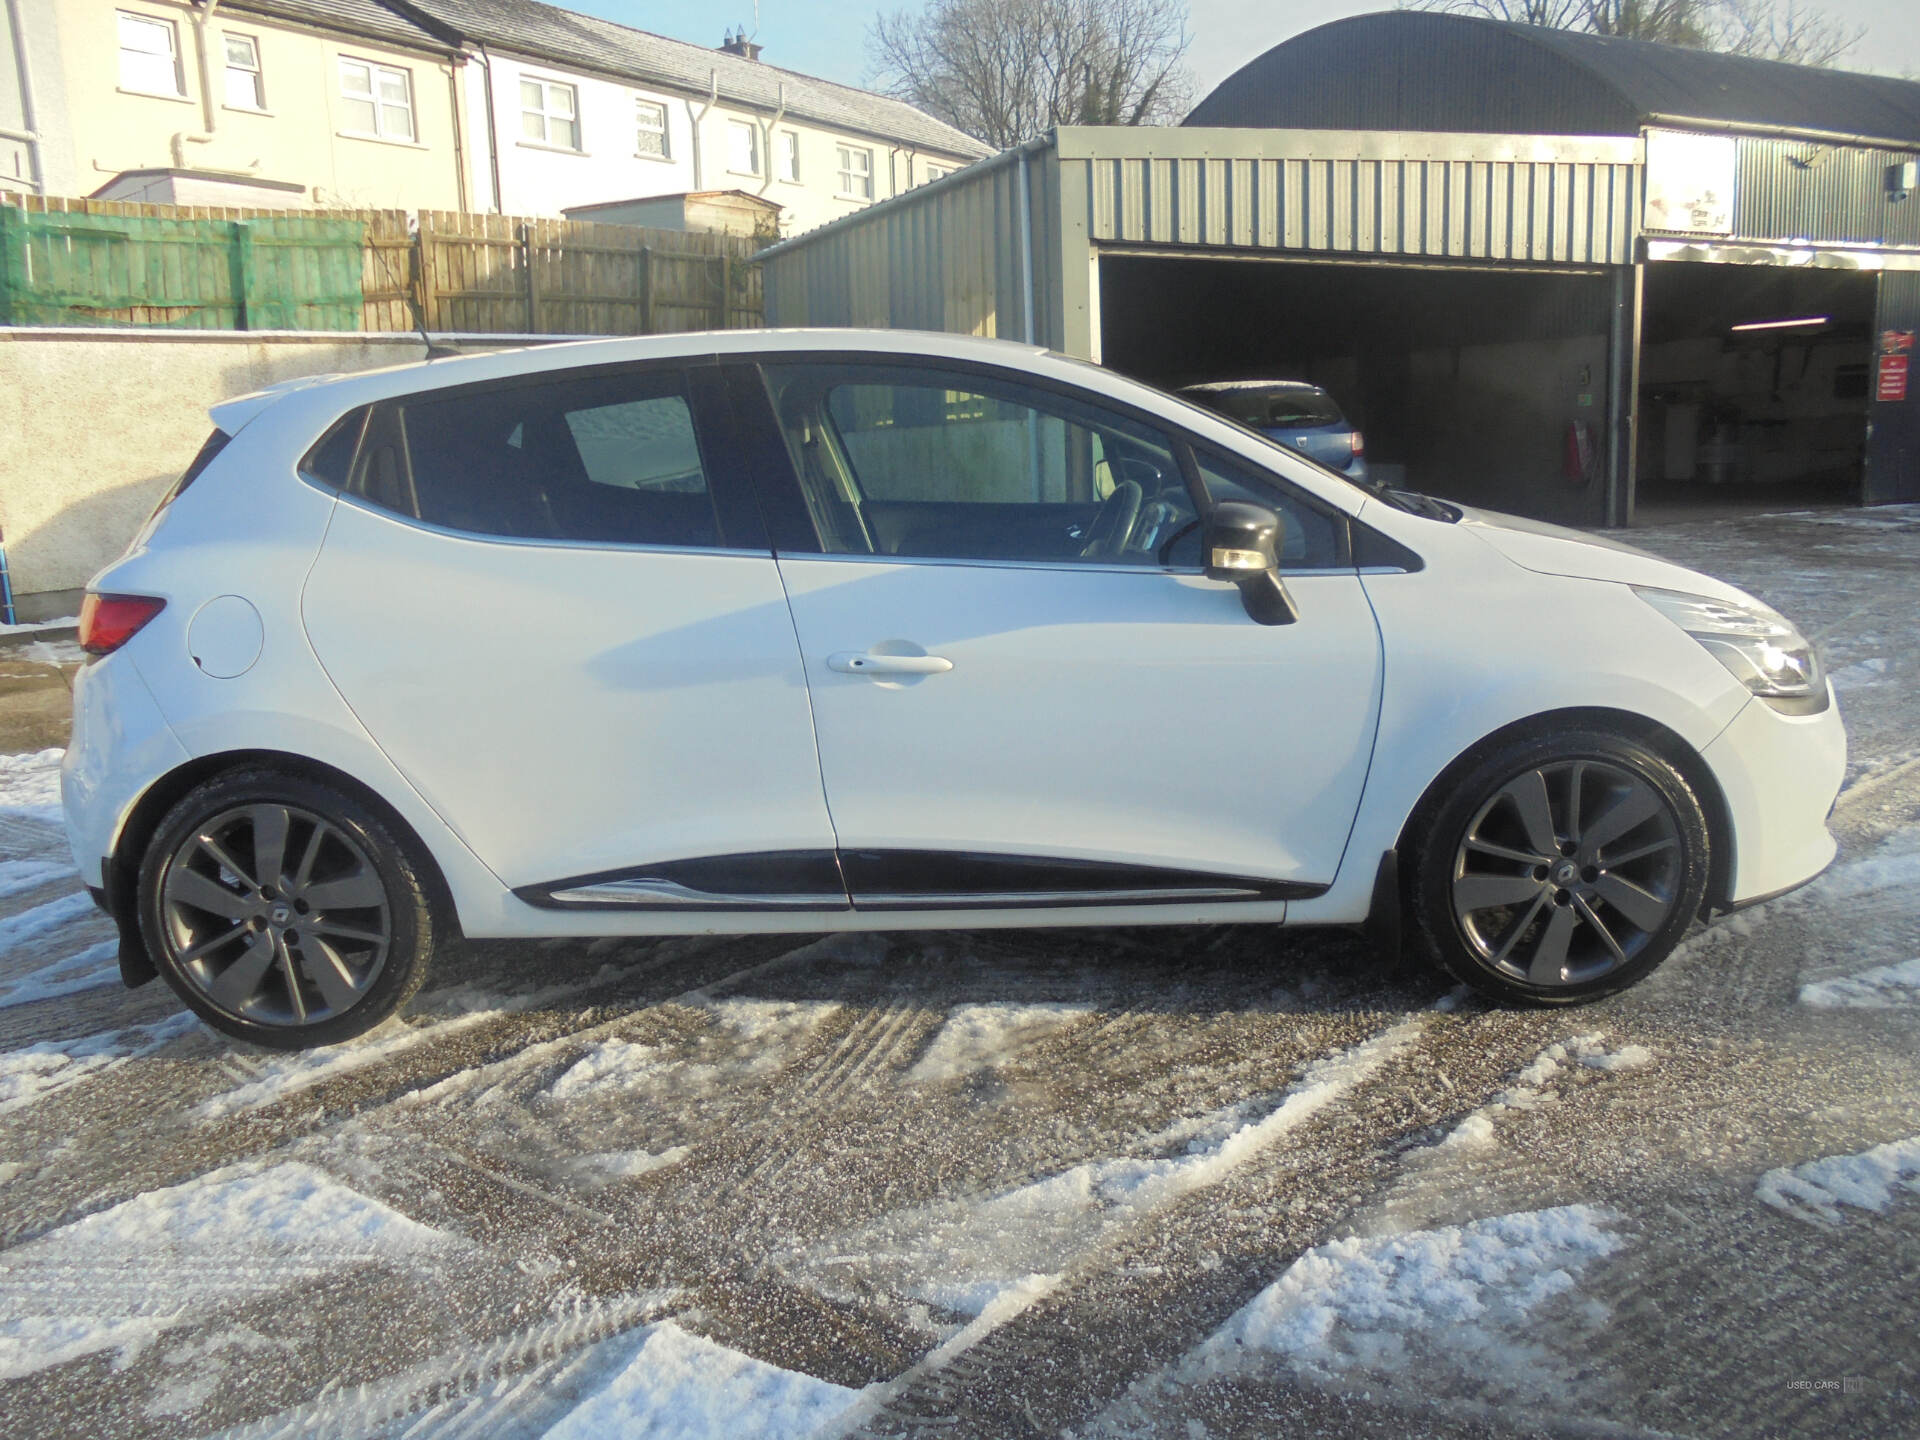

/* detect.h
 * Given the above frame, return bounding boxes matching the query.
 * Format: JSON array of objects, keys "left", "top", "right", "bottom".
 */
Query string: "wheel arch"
[
  {"left": 1392, "top": 706, "right": 1734, "bottom": 915},
  {"left": 106, "top": 749, "right": 464, "bottom": 982}
]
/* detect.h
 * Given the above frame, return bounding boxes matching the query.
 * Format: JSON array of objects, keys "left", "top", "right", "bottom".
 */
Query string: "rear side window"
[
  {"left": 148, "top": 427, "right": 230, "bottom": 520},
  {"left": 300, "top": 408, "right": 368, "bottom": 490},
  {"left": 351, "top": 370, "right": 725, "bottom": 548}
]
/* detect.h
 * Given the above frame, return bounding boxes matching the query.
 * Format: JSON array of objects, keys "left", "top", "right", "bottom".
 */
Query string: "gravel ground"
[{"left": 0, "top": 507, "right": 1916, "bottom": 1440}]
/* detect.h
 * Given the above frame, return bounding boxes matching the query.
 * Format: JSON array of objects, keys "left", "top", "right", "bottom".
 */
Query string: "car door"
[
  {"left": 301, "top": 361, "right": 846, "bottom": 910},
  {"left": 745, "top": 358, "right": 1385, "bottom": 910}
]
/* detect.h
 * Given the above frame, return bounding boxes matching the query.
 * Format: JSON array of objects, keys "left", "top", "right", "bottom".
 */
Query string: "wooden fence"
[{"left": 0, "top": 193, "right": 763, "bottom": 334}]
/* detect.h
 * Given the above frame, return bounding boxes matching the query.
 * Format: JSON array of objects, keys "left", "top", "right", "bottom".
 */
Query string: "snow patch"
[
  {"left": 0, "top": 616, "right": 79, "bottom": 637},
  {"left": 538, "top": 1320, "right": 862, "bottom": 1440},
  {"left": 1438, "top": 1034, "right": 1651, "bottom": 1150},
  {"left": 0, "top": 858, "right": 73, "bottom": 902},
  {"left": 0, "top": 891, "right": 99, "bottom": 958},
  {"left": 906, "top": 1001, "right": 1089, "bottom": 1084},
  {"left": 1756, "top": 1136, "right": 1920, "bottom": 1225},
  {"left": 564, "top": 1148, "right": 691, "bottom": 1187},
  {"left": 0, "top": 1161, "right": 460, "bottom": 1379},
  {"left": 1190, "top": 1206, "right": 1623, "bottom": 1384},
  {"left": 0, "top": 940, "right": 121, "bottom": 1010},
  {"left": 1829, "top": 657, "right": 1889, "bottom": 691},
  {"left": 1799, "top": 958, "right": 1920, "bottom": 1009},
  {"left": 549, "top": 1038, "right": 669, "bottom": 1100},
  {"left": 0, "top": 748, "right": 64, "bottom": 821},
  {"left": 547, "top": 999, "right": 836, "bottom": 1102},
  {"left": 0, "top": 1013, "right": 198, "bottom": 1115}
]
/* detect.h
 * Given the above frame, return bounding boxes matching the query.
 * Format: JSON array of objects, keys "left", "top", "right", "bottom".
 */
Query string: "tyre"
[
  {"left": 138, "top": 768, "right": 436, "bottom": 1049},
  {"left": 1406, "top": 727, "right": 1710, "bottom": 1005}
]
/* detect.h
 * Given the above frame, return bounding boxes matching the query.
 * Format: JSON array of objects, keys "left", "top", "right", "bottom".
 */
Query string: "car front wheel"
[
  {"left": 138, "top": 769, "right": 436, "bottom": 1049},
  {"left": 1408, "top": 728, "right": 1711, "bottom": 1004}
]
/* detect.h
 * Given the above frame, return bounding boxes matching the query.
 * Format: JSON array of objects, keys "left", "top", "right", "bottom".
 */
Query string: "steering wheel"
[{"left": 1077, "top": 480, "right": 1143, "bottom": 559}]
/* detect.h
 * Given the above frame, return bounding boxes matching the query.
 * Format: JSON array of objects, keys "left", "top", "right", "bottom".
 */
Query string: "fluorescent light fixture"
[{"left": 1730, "top": 315, "right": 1830, "bottom": 332}]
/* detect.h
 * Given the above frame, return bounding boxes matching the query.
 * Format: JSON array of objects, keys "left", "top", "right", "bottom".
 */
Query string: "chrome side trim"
[
  {"left": 851, "top": 885, "right": 1268, "bottom": 909},
  {"left": 548, "top": 878, "right": 846, "bottom": 909}
]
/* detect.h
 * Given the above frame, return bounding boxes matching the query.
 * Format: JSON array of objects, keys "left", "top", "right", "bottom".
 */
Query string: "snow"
[
  {"left": 545, "top": 999, "right": 838, "bottom": 1102},
  {"left": 0, "top": 891, "right": 96, "bottom": 958},
  {"left": 1829, "top": 657, "right": 1889, "bottom": 691},
  {"left": 0, "top": 858, "right": 73, "bottom": 902},
  {"left": 0, "top": 617, "right": 78, "bottom": 638},
  {"left": 565, "top": 1148, "right": 692, "bottom": 1187},
  {"left": 0, "top": 747, "right": 63, "bottom": 820},
  {"left": 1799, "top": 958, "right": 1920, "bottom": 1009},
  {"left": 538, "top": 1320, "right": 862, "bottom": 1440},
  {"left": 0, "top": 939, "right": 121, "bottom": 1009},
  {"left": 1439, "top": 1034, "right": 1652, "bottom": 1149},
  {"left": 1755, "top": 1136, "right": 1920, "bottom": 1225},
  {"left": 1190, "top": 1206, "right": 1623, "bottom": 1384},
  {"left": 550, "top": 1038, "right": 670, "bottom": 1099},
  {"left": 0, "top": 1013, "right": 197, "bottom": 1115},
  {"left": 0, "top": 1160, "right": 460, "bottom": 1379},
  {"left": 905, "top": 1001, "right": 1088, "bottom": 1084}
]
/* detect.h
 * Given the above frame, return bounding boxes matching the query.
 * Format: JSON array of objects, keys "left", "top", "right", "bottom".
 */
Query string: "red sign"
[
  {"left": 1879, "top": 354, "right": 1910, "bottom": 403},
  {"left": 1882, "top": 329, "right": 1915, "bottom": 355}
]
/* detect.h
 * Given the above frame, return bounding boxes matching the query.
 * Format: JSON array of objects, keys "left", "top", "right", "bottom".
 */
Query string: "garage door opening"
[
  {"left": 1636, "top": 262, "right": 1876, "bottom": 519},
  {"left": 1098, "top": 253, "right": 1618, "bottom": 526}
]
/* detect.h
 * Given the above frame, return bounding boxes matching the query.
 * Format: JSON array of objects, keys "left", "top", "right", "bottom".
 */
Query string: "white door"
[
  {"left": 302, "top": 365, "right": 842, "bottom": 906},
  {"left": 758, "top": 361, "right": 1383, "bottom": 907}
]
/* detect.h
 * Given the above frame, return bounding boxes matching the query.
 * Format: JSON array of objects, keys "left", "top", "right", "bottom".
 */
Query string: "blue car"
[{"left": 1176, "top": 380, "right": 1370, "bottom": 487}]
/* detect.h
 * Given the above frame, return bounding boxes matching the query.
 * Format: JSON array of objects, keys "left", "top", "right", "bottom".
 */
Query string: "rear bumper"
[
  {"left": 61, "top": 655, "right": 190, "bottom": 889},
  {"left": 1700, "top": 688, "right": 1846, "bottom": 906}
]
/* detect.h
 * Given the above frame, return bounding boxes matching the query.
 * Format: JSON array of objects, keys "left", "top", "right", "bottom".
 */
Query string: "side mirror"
[{"left": 1203, "top": 501, "right": 1300, "bottom": 626}]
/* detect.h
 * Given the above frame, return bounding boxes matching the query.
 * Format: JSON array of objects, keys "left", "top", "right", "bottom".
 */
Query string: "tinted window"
[
  {"left": 1183, "top": 384, "right": 1344, "bottom": 430},
  {"left": 765, "top": 364, "right": 1197, "bottom": 567},
  {"left": 300, "top": 409, "right": 366, "bottom": 490},
  {"left": 355, "top": 370, "right": 724, "bottom": 547},
  {"left": 1167, "top": 451, "right": 1347, "bottom": 571}
]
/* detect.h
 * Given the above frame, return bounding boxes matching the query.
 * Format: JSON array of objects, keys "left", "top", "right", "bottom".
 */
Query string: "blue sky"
[{"left": 564, "top": 0, "right": 1920, "bottom": 97}]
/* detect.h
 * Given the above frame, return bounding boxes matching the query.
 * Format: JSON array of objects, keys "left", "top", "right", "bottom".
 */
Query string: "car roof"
[
  {"left": 210, "top": 328, "right": 1055, "bottom": 433},
  {"left": 1179, "top": 380, "right": 1327, "bottom": 394}
]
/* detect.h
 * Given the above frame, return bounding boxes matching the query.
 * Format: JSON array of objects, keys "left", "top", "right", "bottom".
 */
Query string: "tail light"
[
  {"left": 1350, "top": 430, "right": 1365, "bottom": 457},
  {"left": 79, "top": 593, "right": 166, "bottom": 656}
]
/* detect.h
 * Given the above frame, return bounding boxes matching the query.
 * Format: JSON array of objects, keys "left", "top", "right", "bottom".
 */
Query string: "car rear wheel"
[
  {"left": 1407, "top": 728, "right": 1710, "bottom": 1004},
  {"left": 139, "top": 769, "right": 435, "bottom": 1049}
]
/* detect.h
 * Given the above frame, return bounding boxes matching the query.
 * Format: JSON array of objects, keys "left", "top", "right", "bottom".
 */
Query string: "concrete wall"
[{"left": 0, "top": 329, "right": 527, "bottom": 615}]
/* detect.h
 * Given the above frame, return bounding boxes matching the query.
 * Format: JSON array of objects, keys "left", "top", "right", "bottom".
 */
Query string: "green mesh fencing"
[{"left": 0, "top": 207, "right": 365, "bottom": 330}]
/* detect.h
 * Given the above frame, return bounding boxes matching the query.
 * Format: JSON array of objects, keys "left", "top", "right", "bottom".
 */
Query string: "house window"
[
  {"left": 776, "top": 130, "right": 800, "bottom": 183},
  {"left": 339, "top": 58, "right": 414, "bottom": 140},
  {"left": 636, "top": 99, "right": 669, "bottom": 158},
  {"left": 223, "top": 33, "right": 264, "bottom": 109},
  {"left": 926, "top": 164, "right": 950, "bottom": 183},
  {"left": 521, "top": 77, "right": 579, "bottom": 150},
  {"left": 836, "top": 144, "right": 874, "bottom": 200},
  {"left": 727, "top": 119, "right": 761, "bottom": 177},
  {"left": 117, "top": 12, "right": 182, "bottom": 97}
]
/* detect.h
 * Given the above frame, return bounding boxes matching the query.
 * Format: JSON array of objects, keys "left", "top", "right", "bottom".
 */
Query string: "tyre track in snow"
[
  {"left": 0, "top": 933, "right": 813, "bottom": 1247},
  {"left": 835, "top": 1005, "right": 1582, "bottom": 1440}
]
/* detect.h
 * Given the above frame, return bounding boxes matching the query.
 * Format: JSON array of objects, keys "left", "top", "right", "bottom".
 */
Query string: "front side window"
[
  {"left": 836, "top": 144, "right": 873, "bottom": 199},
  {"left": 1178, "top": 450, "right": 1346, "bottom": 571},
  {"left": 339, "top": 58, "right": 414, "bottom": 139},
  {"left": 636, "top": 98, "right": 669, "bottom": 158},
  {"left": 351, "top": 371, "right": 724, "bottom": 548},
  {"left": 118, "top": 12, "right": 182, "bottom": 96},
  {"left": 764, "top": 364, "right": 1196, "bottom": 567},
  {"left": 521, "top": 77, "right": 579, "bottom": 150},
  {"left": 223, "top": 32, "right": 264, "bottom": 109},
  {"left": 727, "top": 119, "right": 761, "bottom": 176}
]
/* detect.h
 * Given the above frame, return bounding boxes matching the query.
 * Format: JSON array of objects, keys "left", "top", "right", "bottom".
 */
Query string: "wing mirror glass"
[{"left": 1203, "top": 501, "right": 1299, "bottom": 626}]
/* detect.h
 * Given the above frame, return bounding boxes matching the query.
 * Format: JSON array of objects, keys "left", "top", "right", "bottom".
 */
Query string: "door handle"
[{"left": 827, "top": 651, "right": 954, "bottom": 675}]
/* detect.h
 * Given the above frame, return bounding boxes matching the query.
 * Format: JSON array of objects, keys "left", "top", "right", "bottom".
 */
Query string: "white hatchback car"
[{"left": 64, "top": 331, "right": 1844, "bottom": 1049}]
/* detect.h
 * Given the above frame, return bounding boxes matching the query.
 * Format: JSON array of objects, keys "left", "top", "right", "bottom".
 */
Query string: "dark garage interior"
[
  {"left": 1100, "top": 254, "right": 1618, "bottom": 526},
  {"left": 1635, "top": 262, "right": 1877, "bottom": 517}
]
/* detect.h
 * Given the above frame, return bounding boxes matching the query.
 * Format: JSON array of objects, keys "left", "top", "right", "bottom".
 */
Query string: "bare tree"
[
  {"left": 870, "top": 0, "right": 1193, "bottom": 149},
  {"left": 1413, "top": 0, "right": 1865, "bottom": 66}
]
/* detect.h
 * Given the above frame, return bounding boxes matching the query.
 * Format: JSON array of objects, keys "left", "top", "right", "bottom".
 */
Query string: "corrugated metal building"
[{"left": 761, "top": 13, "right": 1920, "bottom": 525}]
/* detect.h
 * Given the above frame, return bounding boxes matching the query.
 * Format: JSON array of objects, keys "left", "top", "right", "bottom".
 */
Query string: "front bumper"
[{"left": 1700, "top": 687, "right": 1846, "bottom": 906}]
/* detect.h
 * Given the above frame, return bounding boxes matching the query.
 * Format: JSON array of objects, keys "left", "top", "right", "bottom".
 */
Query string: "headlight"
[{"left": 1633, "top": 587, "right": 1825, "bottom": 708}]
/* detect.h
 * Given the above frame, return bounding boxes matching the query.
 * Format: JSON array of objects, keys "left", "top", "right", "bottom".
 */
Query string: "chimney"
[{"left": 719, "top": 28, "right": 762, "bottom": 61}]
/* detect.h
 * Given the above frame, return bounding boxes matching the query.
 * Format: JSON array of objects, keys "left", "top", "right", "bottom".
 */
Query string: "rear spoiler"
[{"left": 208, "top": 372, "right": 344, "bottom": 435}]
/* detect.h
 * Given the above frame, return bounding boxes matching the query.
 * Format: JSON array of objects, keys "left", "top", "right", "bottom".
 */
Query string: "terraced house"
[{"left": 3, "top": 0, "right": 988, "bottom": 233}]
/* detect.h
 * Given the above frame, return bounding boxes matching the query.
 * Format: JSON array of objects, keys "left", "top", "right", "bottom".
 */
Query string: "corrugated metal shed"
[
  {"left": 761, "top": 127, "right": 1639, "bottom": 358},
  {"left": 1187, "top": 12, "right": 1920, "bottom": 148},
  {"left": 1734, "top": 137, "right": 1920, "bottom": 248}
]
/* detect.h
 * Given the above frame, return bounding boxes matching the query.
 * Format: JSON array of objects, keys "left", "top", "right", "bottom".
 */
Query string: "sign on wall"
[
  {"left": 1882, "top": 329, "right": 1914, "bottom": 403},
  {"left": 1643, "top": 130, "right": 1737, "bottom": 235}
]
